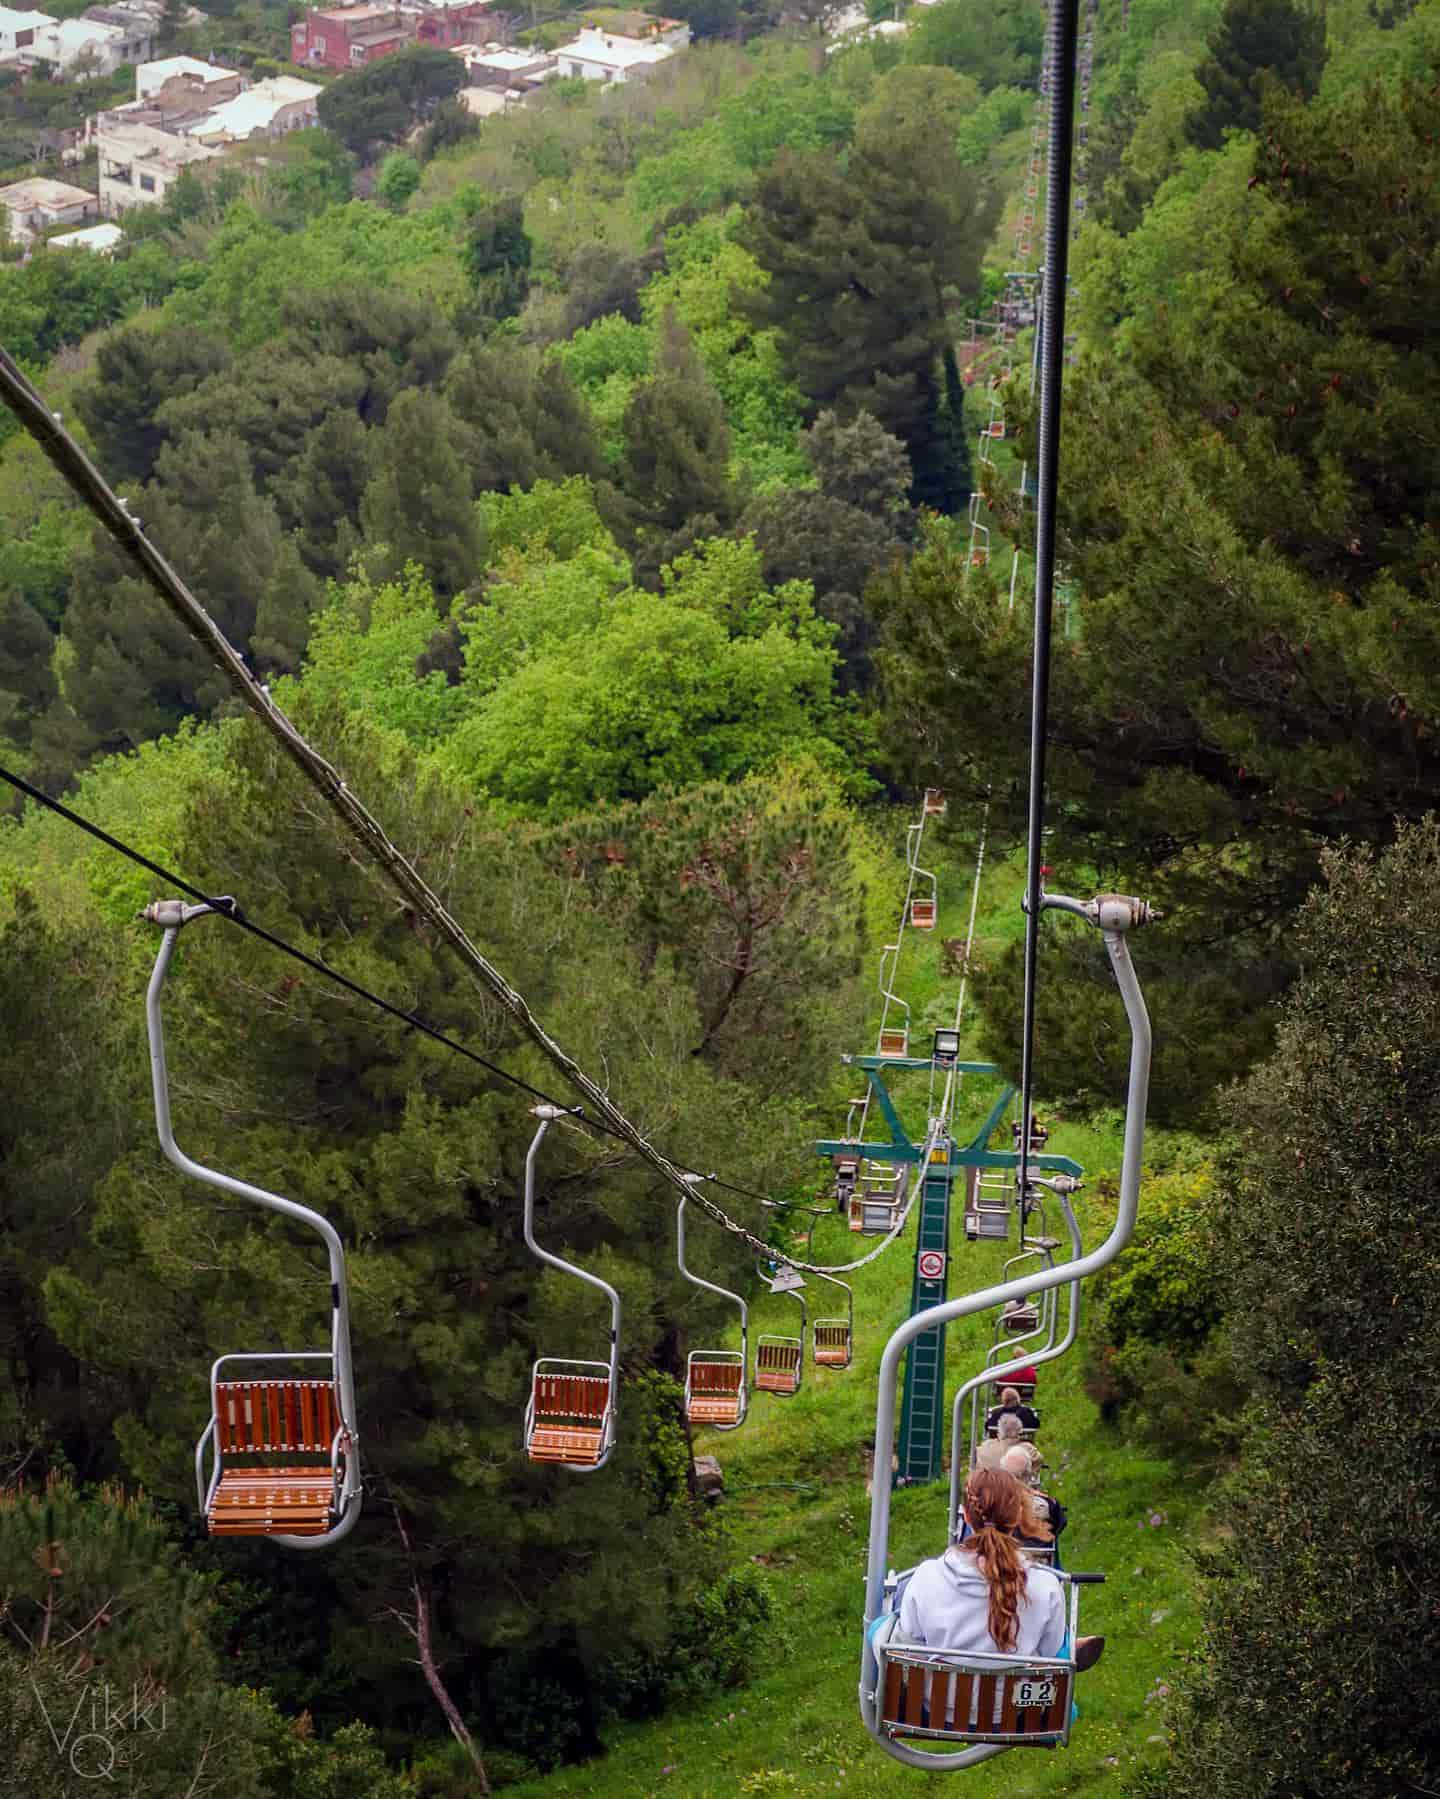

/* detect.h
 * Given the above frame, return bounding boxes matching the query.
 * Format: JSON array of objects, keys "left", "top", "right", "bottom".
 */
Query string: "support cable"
[
  {"left": 0, "top": 749, "right": 899, "bottom": 1276},
  {"left": 1017, "top": 0, "right": 1081, "bottom": 1222}
]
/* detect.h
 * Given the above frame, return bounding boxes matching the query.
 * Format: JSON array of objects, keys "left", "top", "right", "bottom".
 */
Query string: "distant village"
[{"left": 0, "top": 0, "right": 932, "bottom": 255}]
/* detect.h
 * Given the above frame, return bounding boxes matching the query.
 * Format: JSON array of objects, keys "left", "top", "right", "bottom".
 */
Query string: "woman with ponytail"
[{"left": 897, "top": 1469, "right": 1067, "bottom": 1658}]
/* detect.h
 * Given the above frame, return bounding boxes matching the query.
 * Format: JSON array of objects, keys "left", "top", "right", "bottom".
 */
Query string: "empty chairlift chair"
[
  {"left": 754, "top": 1263, "right": 805, "bottom": 1397},
  {"left": 910, "top": 862, "right": 938, "bottom": 934},
  {"left": 851, "top": 1162, "right": 907, "bottom": 1235},
  {"left": 522, "top": 1107, "right": 620, "bottom": 1471},
  {"left": 812, "top": 1269, "right": 854, "bottom": 1371},
  {"left": 677, "top": 1181, "right": 747, "bottom": 1431},
  {"left": 964, "top": 1166, "right": 1013, "bottom": 1242},
  {"left": 142, "top": 900, "right": 361, "bottom": 1549}
]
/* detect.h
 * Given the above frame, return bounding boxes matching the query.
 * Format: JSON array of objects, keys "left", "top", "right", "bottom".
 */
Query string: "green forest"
[{"left": 2, "top": 0, "right": 1440, "bottom": 1789}]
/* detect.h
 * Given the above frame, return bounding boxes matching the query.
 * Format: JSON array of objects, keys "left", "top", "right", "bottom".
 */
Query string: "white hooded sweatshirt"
[{"left": 897, "top": 1544, "right": 1065, "bottom": 1658}]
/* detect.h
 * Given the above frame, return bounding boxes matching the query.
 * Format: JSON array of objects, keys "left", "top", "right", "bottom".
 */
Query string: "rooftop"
[
  {"left": 0, "top": 7, "right": 56, "bottom": 30},
  {"left": 559, "top": 24, "right": 674, "bottom": 65},
  {"left": 310, "top": 2, "right": 398, "bottom": 20},
  {"left": 50, "top": 220, "right": 124, "bottom": 249},
  {"left": 183, "top": 74, "right": 320, "bottom": 139},
  {"left": 136, "top": 53, "right": 235, "bottom": 88},
  {"left": 0, "top": 175, "right": 94, "bottom": 208},
  {"left": 455, "top": 41, "right": 547, "bottom": 68},
  {"left": 99, "top": 119, "right": 222, "bottom": 164}
]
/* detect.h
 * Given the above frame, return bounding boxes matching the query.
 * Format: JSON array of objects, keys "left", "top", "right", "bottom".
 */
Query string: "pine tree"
[
  {"left": 73, "top": 323, "right": 231, "bottom": 485},
  {"left": 620, "top": 308, "right": 736, "bottom": 534},
  {"left": 0, "top": 589, "right": 56, "bottom": 747},
  {"left": 739, "top": 102, "right": 997, "bottom": 471},
  {"left": 463, "top": 196, "right": 533, "bottom": 324},
  {"left": 272, "top": 411, "right": 370, "bottom": 580},
  {"left": 801, "top": 408, "right": 913, "bottom": 517},
  {"left": 360, "top": 389, "right": 483, "bottom": 601},
  {"left": 446, "top": 346, "right": 605, "bottom": 493},
  {"left": 1186, "top": 0, "right": 1327, "bottom": 149}
]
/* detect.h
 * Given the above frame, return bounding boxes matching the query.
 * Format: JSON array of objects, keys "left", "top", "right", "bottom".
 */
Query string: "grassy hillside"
[{"left": 509, "top": 835, "right": 1202, "bottom": 1797}]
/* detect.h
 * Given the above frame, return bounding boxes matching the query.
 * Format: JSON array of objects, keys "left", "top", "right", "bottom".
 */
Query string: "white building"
[
  {"left": 0, "top": 174, "right": 96, "bottom": 243},
  {"left": 554, "top": 23, "right": 677, "bottom": 82},
  {"left": 181, "top": 75, "right": 321, "bottom": 142},
  {"left": 32, "top": 14, "right": 151, "bottom": 77},
  {"left": 49, "top": 219, "right": 124, "bottom": 251},
  {"left": 135, "top": 53, "right": 239, "bottom": 100},
  {"left": 453, "top": 41, "right": 554, "bottom": 85},
  {"left": 0, "top": 6, "right": 54, "bottom": 59},
  {"left": 96, "top": 119, "right": 221, "bottom": 213}
]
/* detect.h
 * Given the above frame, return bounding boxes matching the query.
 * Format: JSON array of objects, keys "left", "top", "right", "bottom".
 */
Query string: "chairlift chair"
[
  {"left": 851, "top": 1162, "right": 907, "bottom": 1235},
  {"left": 677, "top": 1182, "right": 748, "bottom": 1431},
  {"left": 522, "top": 1107, "right": 620, "bottom": 1471},
  {"left": 868, "top": 1573, "right": 1103, "bottom": 1754},
  {"left": 909, "top": 858, "right": 938, "bottom": 934},
  {"left": 754, "top": 1263, "right": 805, "bottom": 1396},
  {"left": 812, "top": 1269, "right": 854, "bottom": 1370},
  {"left": 143, "top": 901, "right": 361, "bottom": 1549},
  {"left": 923, "top": 789, "right": 947, "bottom": 818}
]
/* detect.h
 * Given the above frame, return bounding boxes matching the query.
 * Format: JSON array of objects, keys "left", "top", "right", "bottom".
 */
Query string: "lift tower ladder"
[{"left": 896, "top": 1138, "right": 955, "bottom": 1483}]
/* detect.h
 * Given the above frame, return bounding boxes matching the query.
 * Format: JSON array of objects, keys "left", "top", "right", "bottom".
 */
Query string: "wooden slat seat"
[
  {"left": 527, "top": 1367, "right": 611, "bottom": 1465},
  {"left": 877, "top": 1028, "right": 909, "bottom": 1057},
  {"left": 686, "top": 1356, "right": 744, "bottom": 1426},
  {"left": 814, "top": 1324, "right": 851, "bottom": 1368},
  {"left": 880, "top": 1651, "right": 1071, "bottom": 1745},
  {"left": 209, "top": 1468, "right": 336, "bottom": 1536},
  {"left": 755, "top": 1340, "right": 801, "bottom": 1395},
  {"left": 910, "top": 900, "right": 937, "bottom": 931},
  {"left": 529, "top": 1425, "right": 605, "bottom": 1464}
]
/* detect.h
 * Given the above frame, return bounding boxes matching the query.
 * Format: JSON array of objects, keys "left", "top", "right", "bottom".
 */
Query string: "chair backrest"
[
  {"left": 757, "top": 1339, "right": 800, "bottom": 1370},
  {"left": 880, "top": 1651, "right": 1071, "bottom": 1744},
  {"left": 689, "top": 1358, "right": 743, "bottom": 1394},
  {"left": 214, "top": 1379, "right": 337, "bottom": 1458},
  {"left": 533, "top": 1370, "right": 610, "bottom": 1424}
]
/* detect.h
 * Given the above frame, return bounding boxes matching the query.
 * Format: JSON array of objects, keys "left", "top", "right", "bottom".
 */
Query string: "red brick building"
[{"left": 290, "top": 4, "right": 411, "bottom": 71}]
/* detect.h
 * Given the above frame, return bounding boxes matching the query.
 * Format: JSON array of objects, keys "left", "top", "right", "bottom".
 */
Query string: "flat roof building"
[
  {"left": 554, "top": 23, "right": 677, "bottom": 81},
  {"left": 0, "top": 174, "right": 96, "bottom": 242}
]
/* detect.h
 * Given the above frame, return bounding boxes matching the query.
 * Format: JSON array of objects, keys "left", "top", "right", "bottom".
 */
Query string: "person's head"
[
  {"left": 996, "top": 1412, "right": 1023, "bottom": 1442},
  {"left": 957, "top": 1469, "right": 1030, "bottom": 1652},
  {"left": 1000, "top": 1386, "right": 1020, "bottom": 1407},
  {"left": 1000, "top": 1445, "right": 1036, "bottom": 1485}
]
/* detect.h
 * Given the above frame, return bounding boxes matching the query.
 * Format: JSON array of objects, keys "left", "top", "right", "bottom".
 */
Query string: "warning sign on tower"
[{"left": 917, "top": 1249, "right": 947, "bottom": 1282}]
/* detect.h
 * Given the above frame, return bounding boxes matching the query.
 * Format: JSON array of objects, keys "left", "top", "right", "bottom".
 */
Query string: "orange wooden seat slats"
[
  {"left": 881, "top": 1658, "right": 1071, "bottom": 1742},
  {"left": 215, "top": 1378, "right": 337, "bottom": 1456},
  {"left": 687, "top": 1359, "right": 744, "bottom": 1424},
  {"left": 528, "top": 1371, "right": 609, "bottom": 1464},
  {"left": 878, "top": 1030, "right": 908, "bottom": 1056},
  {"left": 911, "top": 901, "right": 937, "bottom": 929},
  {"left": 210, "top": 1470, "right": 336, "bottom": 1536},
  {"left": 755, "top": 1342, "right": 801, "bottom": 1393},
  {"left": 207, "top": 1380, "right": 342, "bottom": 1536},
  {"left": 814, "top": 1325, "right": 851, "bottom": 1367}
]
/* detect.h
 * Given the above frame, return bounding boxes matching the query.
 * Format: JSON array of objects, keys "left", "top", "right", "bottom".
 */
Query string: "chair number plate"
[{"left": 1014, "top": 1678, "right": 1057, "bottom": 1708}]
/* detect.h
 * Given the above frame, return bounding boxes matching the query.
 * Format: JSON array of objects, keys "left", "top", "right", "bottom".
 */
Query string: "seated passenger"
[
  {"left": 985, "top": 1385, "right": 1040, "bottom": 1434},
  {"left": 897, "top": 1470, "right": 1103, "bottom": 1673},
  {"left": 1001, "top": 1444, "right": 1067, "bottom": 1546},
  {"left": 974, "top": 1411, "right": 1032, "bottom": 1472}
]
